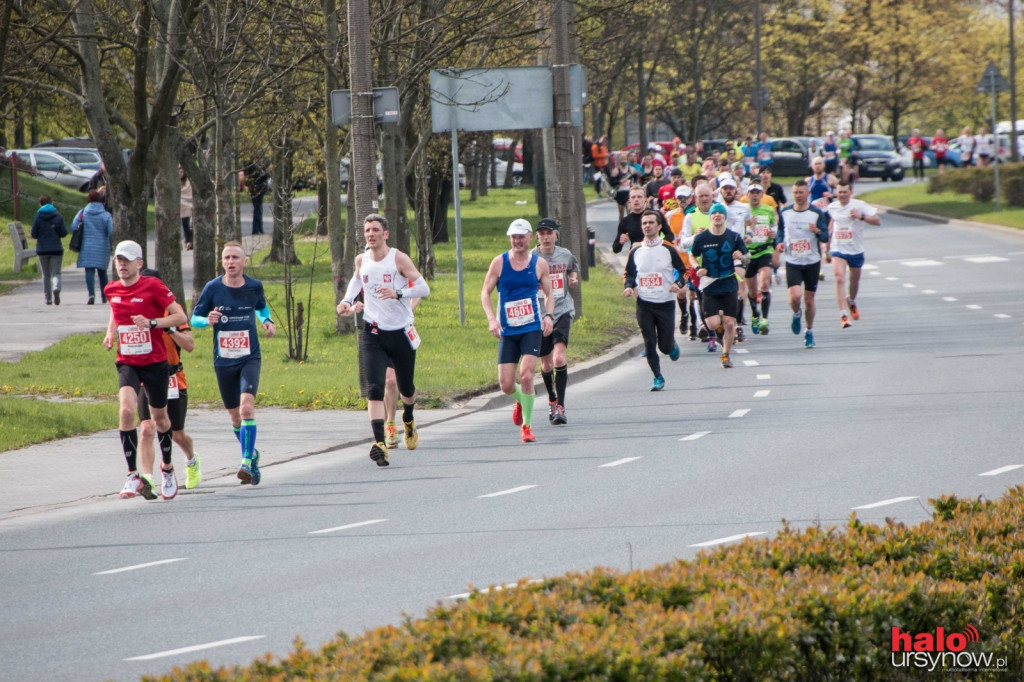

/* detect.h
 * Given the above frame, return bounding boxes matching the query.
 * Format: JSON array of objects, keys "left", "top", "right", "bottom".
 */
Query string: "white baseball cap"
[
  {"left": 747, "top": 183, "right": 765, "bottom": 192},
  {"left": 114, "top": 240, "right": 144, "bottom": 261},
  {"left": 506, "top": 218, "right": 532, "bottom": 236},
  {"left": 675, "top": 185, "right": 693, "bottom": 199},
  {"left": 718, "top": 177, "right": 737, "bottom": 189}
]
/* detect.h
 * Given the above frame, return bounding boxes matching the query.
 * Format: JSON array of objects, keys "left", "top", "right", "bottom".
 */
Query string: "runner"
[
  {"left": 136, "top": 268, "right": 201, "bottom": 495},
  {"left": 742, "top": 182, "right": 779, "bottom": 335},
  {"left": 101, "top": 241, "right": 187, "bottom": 500},
  {"left": 191, "top": 241, "right": 276, "bottom": 482},
  {"left": 719, "top": 177, "right": 753, "bottom": 342},
  {"left": 684, "top": 204, "right": 750, "bottom": 369},
  {"left": 623, "top": 210, "right": 686, "bottom": 390},
  {"left": 532, "top": 218, "right": 580, "bottom": 425},
  {"left": 613, "top": 186, "right": 673, "bottom": 254},
  {"left": 680, "top": 184, "right": 716, "bottom": 344},
  {"left": 778, "top": 180, "right": 830, "bottom": 348},
  {"left": 481, "top": 219, "right": 555, "bottom": 442},
  {"left": 827, "top": 181, "right": 881, "bottom": 327},
  {"left": 337, "top": 215, "right": 430, "bottom": 466}
]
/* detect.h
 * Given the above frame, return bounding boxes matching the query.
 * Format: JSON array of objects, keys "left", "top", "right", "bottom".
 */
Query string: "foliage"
[
  {"left": 928, "top": 162, "right": 1024, "bottom": 206},
  {"left": 145, "top": 488, "right": 1024, "bottom": 679},
  {"left": 858, "top": 180, "right": 1024, "bottom": 230}
]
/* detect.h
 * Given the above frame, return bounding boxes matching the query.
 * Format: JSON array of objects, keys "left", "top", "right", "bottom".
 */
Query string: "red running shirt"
[{"left": 104, "top": 276, "right": 177, "bottom": 366}]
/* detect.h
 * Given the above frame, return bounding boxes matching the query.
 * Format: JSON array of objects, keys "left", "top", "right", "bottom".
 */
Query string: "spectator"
[
  {"left": 244, "top": 160, "right": 269, "bottom": 235},
  {"left": 932, "top": 129, "right": 949, "bottom": 175},
  {"left": 31, "top": 194, "right": 68, "bottom": 306},
  {"left": 754, "top": 131, "right": 773, "bottom": 169},
  {"left": 71, "top": 189, "right": 114, "bottom": 305},
  {"left": 974, "top": 126, "right": 993, "bottom": 167},
  {"left": 180, "top": 165, "right": 194, "bottom": 250},
  {"left": 957, "top": 126, "right": 975, "bottom": 166},
  {"left": 590, "top": 136, "right": 609, "bottom": 196},
  {"left": 907, "top": 128, "right": 927, "bottom": 181},
  {"left": 581, "top": 134, "right": 594, "bottom": 185},
  {"left": 87, "top": 162, "right": 109, "bottom": 211}
]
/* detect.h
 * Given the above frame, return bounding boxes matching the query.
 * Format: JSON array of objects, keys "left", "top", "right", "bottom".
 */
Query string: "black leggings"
[
  {"left": 636, "top": 299, "right": 676, "bottom": 376},
  {"left": 913, "top": 157, "right": 925, "bottom": 179},
  {"left": 362, "top": 323, "right": 416, "bottom": 401}
]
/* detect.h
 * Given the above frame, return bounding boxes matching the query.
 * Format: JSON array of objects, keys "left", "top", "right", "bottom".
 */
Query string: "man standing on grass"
[
  {"left": 102, "top": 241, "right": 187, "bottom": 500},
  {"left": 481, "top": 219, "right": 555, "bottom": 443},
  {"left": 532, "top": 218, "right": 580, "bottom": 426},
  {"left": 336, "top": 215, "right": 430, "bottom": 467},
  {"left": 191, "top": 241, "right": 275, "bottom": 483}
]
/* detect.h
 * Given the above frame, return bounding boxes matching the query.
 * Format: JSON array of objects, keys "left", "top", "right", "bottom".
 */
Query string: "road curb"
[{"left": 875, "top": 205, "right": 1024, "bottom": 238}]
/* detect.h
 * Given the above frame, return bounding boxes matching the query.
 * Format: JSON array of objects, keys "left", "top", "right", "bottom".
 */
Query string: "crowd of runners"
[{"left": 98, "top": 135, "right": 881, "bottom": 499}]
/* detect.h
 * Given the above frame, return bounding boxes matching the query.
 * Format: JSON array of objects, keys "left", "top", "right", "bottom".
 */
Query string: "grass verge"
[
  {"left": 0, "top": 396, "right": 118, "bottom": 450},
  {"left": 858, "top": 182, "right": 1024, "bottom": 230},
  {"left": 0, "top": 188, "right": 636, "bottom": 450}
]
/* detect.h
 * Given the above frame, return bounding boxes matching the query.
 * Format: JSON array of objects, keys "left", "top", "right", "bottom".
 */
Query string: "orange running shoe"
[
  {"left": 521, "top": 425, "right": 536, "bottom": 443},
  {"left": 841, "top": 314, "right": 852, "bottom": 329},
  {"left": 512, "top": 401, "right": 523, "bottom": 426},
  {"left": 848, "top": 299, "right": 860, "bottom": 320}
]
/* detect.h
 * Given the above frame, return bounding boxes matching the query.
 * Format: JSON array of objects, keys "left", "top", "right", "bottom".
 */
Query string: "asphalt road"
[{"left": 3, "top": 191, "right": 1024, "bottom": 680}]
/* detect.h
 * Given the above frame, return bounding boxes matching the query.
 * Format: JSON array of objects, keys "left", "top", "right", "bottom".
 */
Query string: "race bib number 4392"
[
  {"left": 117, "top": 325, "right": 152, "bottom": 355},
  {"left": 218, "top": 330, "right": 251, "bottom": 358}
]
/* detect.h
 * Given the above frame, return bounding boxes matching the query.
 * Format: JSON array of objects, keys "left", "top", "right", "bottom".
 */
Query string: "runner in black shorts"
[{"left": 778, "top": 180, "right": 830, "bottom": 348}]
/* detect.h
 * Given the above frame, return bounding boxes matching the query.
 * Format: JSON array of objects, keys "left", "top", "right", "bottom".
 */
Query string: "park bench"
[{"left": 9, "top": 221, "right": 36, "bottom": 273}]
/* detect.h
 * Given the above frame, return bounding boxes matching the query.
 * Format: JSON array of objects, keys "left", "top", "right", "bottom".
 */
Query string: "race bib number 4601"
[
  {"left": 504, "top": 298, "right": 536, "bottom": 327},
  {"left": 218, "top": 330, "right": 251, "bottom": 358},
  {"left": 117, "top": 325, "right": 152, "bottom": 356}
]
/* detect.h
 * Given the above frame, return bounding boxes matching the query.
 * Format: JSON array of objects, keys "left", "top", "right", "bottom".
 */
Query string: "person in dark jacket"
[{"left": 31, "top": 194, "right": 68, "bottom": 305}]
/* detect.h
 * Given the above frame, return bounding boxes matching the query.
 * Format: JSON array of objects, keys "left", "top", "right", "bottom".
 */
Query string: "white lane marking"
[
  {"left": 477, "top": 485, "right": 537, "bottom": 499},
  {"left": 942, "top": 297, "right": 958, "bottom": 302},
  {"left": 852, "top": 496, "right": 918, "bottom": 510},
  {"left": 979, "top": 464, "right": 1024, "bottom": 477},
  {"left": 757, "top": 373, "right": 771, "bottom": 380},
  {"left": 94, "top": 558, "right": 188, "bottom": 575},
  {"left": 733, "top": 348, "right": 749, "bottom": 354},
  {"left": 309, "top": 518, "right": 389, "bottom": 535},
  {"left": 125, "top": 636, "right": 265, "bottom": 661},
  {"left": 754, "top": 390, "right": 771, "bottom": 398},
  {"left": 679, "top": 431, "right": 711, "bottom": 441},
  {"left": 869, "top": 271, "right": 881, "bottom": 276},
  {"left": 994, "top": 314, "right": 1012, "bottom": 319},
  {"left": 965, "top": 256, "right": 1009, "bottom": 263},
  {"left": 922, "top": 290, "right": 937, "bottom": 294},
  {"left": 902, "top": 283, "right": 916, "bottom": 288},
  {"left": 728, "top": 409, "right": 750, "bottom": 418},
  {"left": 689, "top": 531, "right": 767, "bottom": 548},
  {"left": 902, "top": 259, "right": 943, "bottom": 267},
  {"left": 446, "top": 579, "right": 543, "bottom": 601},
  {"left": 743, "top": 360, "right": 759, "bottom": 367},
  {"left": 966, "top": 304, "right": 982, "bottom": 310},
  {"left": 885, "top": 276, "right": 899, "bottom": 281},
  {"left": 599, "top": 456, "right": 642, "bottom": 468},
  {"left": 862, "top": 264, "right": 879, "bottom": 270}
]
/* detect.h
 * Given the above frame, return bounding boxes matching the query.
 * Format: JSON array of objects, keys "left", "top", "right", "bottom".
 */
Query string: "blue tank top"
[
  {"left": 808, "top": 175, "right": 831, "bottom": 202},
  {"left": 498, "top": 251, "right": 541, "bottom": 335}
]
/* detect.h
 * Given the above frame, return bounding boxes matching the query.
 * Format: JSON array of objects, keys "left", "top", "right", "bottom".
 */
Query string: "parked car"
[
  {"left": 619, "top": 141, "right": 678, "bottom": 159},
  {"left": 32, "top": 137, "right": 95, "bottom": 148},
  {"left": 45, "top": 147, "right": 103, "bottom": 171},
  {"left": 848, "top": 135, "right": 904, "bottom": 181},
  {"left": 8, "top": 149, "right": 93, "bottom": 191},
  {"left": 766, "top": 137, "right": 813, "bottom": 177}
]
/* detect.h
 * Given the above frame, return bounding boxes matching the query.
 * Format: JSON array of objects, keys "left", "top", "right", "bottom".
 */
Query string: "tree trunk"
[
  {"left": 413, "top": 142, "right": 435, "bottom": 278},
  {"left": 217, "top": 112, "right": 240, "bottom": 243},
  {"left": 265, "top": 138, "right": 299, "bottom": 265},
  {"left": 348, "top": 0, "right": 377, "bottom": 227},
  {"left": 153, "top": 128, "right": 185, "bottom": 304}
]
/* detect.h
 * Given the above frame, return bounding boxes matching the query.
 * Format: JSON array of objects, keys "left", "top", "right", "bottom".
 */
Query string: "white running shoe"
[
  {"left": 161, "top": 467, "right": 178, "bottom": 500},
  {"left": 119, "top": 473, "right": 150, "bottom": 499}
]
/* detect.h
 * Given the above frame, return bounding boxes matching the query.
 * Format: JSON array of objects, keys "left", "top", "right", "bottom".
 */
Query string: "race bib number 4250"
[
  {"left": 117, "top": 325, "right": 152, "bottom": 355},
  {"left": 218, "top": 330, "right": 251, "bottom": 358}
]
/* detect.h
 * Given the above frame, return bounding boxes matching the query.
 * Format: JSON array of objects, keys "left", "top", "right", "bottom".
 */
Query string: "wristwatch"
[
  {"left": 149, "top": 319, "right": 159, "bottom": 329},
  {"left": 544, "top": 313, "right": 554, "bottom": 320}
]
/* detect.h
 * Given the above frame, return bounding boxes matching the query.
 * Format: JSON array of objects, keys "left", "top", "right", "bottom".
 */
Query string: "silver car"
[{"left": 9, "top": 149, "right": 94, "bottom": 191}]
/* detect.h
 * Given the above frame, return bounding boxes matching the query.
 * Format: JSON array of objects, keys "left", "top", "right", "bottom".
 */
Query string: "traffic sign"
[
  {"left": 330, "top": 87, "right": 400, "bottom": 126},
  {"left": 976, "top": 60, "right": 1010, "bottom": 93}
]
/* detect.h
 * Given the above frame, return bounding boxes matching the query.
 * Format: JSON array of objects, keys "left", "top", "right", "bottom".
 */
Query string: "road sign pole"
[
  {"left": 991, "top": 77, "right": 1001, "bottom": 211},
  {"left": 451, "top": 128, "right": 465, "bottom": 325}
]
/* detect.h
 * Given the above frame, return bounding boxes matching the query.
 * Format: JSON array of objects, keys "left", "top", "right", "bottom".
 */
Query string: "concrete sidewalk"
[{"left": 0, "top": 198, "right": 640, "bottom": 523}]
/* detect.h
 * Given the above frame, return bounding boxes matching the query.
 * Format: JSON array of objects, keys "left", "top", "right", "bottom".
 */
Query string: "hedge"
[
  {"left": 148, "top": 487, "right": 1024, "bottom": 681},
  {"left": 929, "top": 162, "right": 1024, "bottom": 205}
]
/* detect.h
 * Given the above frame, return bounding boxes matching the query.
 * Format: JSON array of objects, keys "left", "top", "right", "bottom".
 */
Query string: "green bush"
[
  {"left": 930, "top": 163, "right": 1024, "bottom": 206},
  {"left": 148, "top": 487, "right": 1024, "bottom": 681}
]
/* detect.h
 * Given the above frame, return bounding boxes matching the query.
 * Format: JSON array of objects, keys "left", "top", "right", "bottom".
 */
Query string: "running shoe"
[
  {"left": 805, "top": 330, "right": 815, "bottom": 348},
  {"left": 237, "top": 459, "right": 253, "bottom": 484},
  {"left": 185, "top": 453, "right": 201, "bottom": 489},
  {"left": 640, "top": 349, "right": 646, "bottom": 357},
  {"left": 521, "top": 425, "right": 536, "bottom": 443},
  {"left": 403, "top": 420, "right": 418, "bottom": 450},
  {"left": 721, "top": 353, "right": 733, "bottom": 369},
  {"left": 697, "top": 327, "right": 708, "bottom": 343},
  {"left": 751, "top": 316, "right": 760, "bottom": 334},
  {"left": 548, "top": 401, "right": 557, "bottom": 424},
  {"left": 251, "top": 449, "right": 261, "bottom": 485},
  {"left": 512, "top": 401, "right": 523, "bottom": 426},
  {"left": 119, "top": 473, "right": 155, "bottom": 500},
  {"left": 369, "top": 441, "right": 390, "bottom": 467},
  {"left": 53, "top": 289, "right": 60, "bottom": 306},
  {"left": 773, "top": 268, "right": 781, "bottom": 285},
  {"left": 141, "top": 473, "right": 156, "bottom": 492},
  {"left": 689, "top": 332, "right": 697, "bottom": 341},
  {"left": 651, "top": 375, "right": 665, "bottom": 391},
  {"left": 760, "top": 318, "right": 770, "bottom": 335},
  {"left": 736, "top": 326, "right": 746, "bottom": 343},
  {"left": 669, "top": 343, "right": 680, "bottom": 361},
  {"left": 818, "top": 272, "right": 825, "bottom": 281},
  {"left": 384, "top": 421, "right": 399, "bottom": 449},
  {"left": 791, "top": 313, "right": 802, "bottom": 335},
  {"left": 678, "top": 317, "right": 689, "bottom": 335},
  {"left": 160, "top": 467, "right": 178, "bottom": 500},
  {"left": 706, "top": 333, "right": 717, "bottom": 353},
  {"left": 841, "top": 314, "right": 851, "bottom": 329},
  {"left": 552, "top": 404, "right": 567, "bottom": 426},
  {"left": 848, "top": 299, "right": 860, "bottom": 320}
]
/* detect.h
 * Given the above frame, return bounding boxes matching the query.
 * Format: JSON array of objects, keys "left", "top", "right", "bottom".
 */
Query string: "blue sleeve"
[
  {"left": 190, "top": 313, "right": 210, "bottom": 328},
  {"left": 256, "top": 306, "right": 272, "bottom": 324},
  {"left": 817, "top": 210, "right": 830, "bottom": 243}
]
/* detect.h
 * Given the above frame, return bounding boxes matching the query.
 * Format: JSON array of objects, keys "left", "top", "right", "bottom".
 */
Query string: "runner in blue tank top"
[{"left": 481, "top": 219, "right": 555, "bottom": 444}]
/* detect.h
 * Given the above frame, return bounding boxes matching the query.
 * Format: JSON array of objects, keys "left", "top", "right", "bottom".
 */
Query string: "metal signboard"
[
  {"left": 430, "top": 67, "right": 553, "bottom": 133},
  {"left": 330, "top": 87, "right": 401, "bottom": 126}
]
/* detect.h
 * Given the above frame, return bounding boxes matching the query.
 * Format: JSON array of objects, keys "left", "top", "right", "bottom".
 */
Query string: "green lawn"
[
  {"left": 0, "top": 187, "right": 637, "bottom": 450},
  {"left": 858, "top": 182, "right": 1024, "bottom": 230}
]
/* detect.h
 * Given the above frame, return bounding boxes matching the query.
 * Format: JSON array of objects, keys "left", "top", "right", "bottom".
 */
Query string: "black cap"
[
  {"left": 536, "top": 218, "right": 560, "bottom": 231},
  {"left": 669, "top": 167, "right": 683, "bottom": 177},
  {"left": 140, "top": 268, "right": 161, "bottom": 280}
]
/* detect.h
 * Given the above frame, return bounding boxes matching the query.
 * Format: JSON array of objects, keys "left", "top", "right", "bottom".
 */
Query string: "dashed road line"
[
  {"left": 979, "top": 464, "right": 1024, "bottom": 477},
  {"left": 743, "top": 360, "right": 759, "bottom": 367},
  {"left": 728, "top": 409, "right": 750, "bottom": 418},
  {"left": 942, "top": 297, "right": 958, "bottom": 302},
  {"left": 94, "top": 558, "right": 188, "bottom": 575},
  {"left": 754, "top": 390, "right": 771, "bottom": 398},
  {"left": 994, "top": 314, "right": 1012, "bottom": 319},
  {"left": 852, "top": 496, "right": 918, "bottom": 510},
  {"left": 689, "top": 531, "right": 767, "bottom": 548},
  {"left": 679, "top": 431, "right": 711, "bottom": 442},
  {"left": 757, "top": 373, "right": 771, "bottom": 380},
  {"left": 966, "top": 304, "right": 982, "bottom": 310},
  {"left": 309, "top": 519, "right": 389, "bottom": 535},
  {"left": 599, "top": 457, "right": 642, "bottom": 468},
  {"left": 477, "top": 485, "right": 537, "bottom": 499},
  {"left": 125, "top": 636, "right": 265, "bottom": 661}
]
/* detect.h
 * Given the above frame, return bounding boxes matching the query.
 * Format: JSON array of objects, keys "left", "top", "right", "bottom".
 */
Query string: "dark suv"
[{"left": 850, "top": 135, "right": 904, "bottom": 181}]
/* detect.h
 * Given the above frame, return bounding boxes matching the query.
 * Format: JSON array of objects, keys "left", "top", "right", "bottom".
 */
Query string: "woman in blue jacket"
[
  {"left": 30, "top": 194, "right": 68, "bottom": 305},
  {"left": 70, "top": 190, "right": 113, "bottom": 304}
]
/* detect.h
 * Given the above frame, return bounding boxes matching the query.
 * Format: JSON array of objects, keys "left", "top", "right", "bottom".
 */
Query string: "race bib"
[
  {"left": 117, "top": 325, "right": 152, "bottom": 356},
  {"left": 825, "top": 150, "right": 836, "bottom": 160},
  {"left": 549, "top": 272, "right": 566, "bottom": 299},
  {"left": 218, "top": 329, "right": 251, "bottom": 358},
  {"left": 757, "top": 149, "right": 771, "bottom": 161},
  {"left": 753, "top": 222, "right": 773, "bottom": 243},
  {"left": 167, "top": 374, "right": 180, "bottom": 400},
  {"left": 504, "top": 298, "right": 536, "bottom": 327},
  {"left": 405, "top": 324, "right": 421, "bottom": 350},
  {"left": 638, "top": 272, "right": 664, "bottom": 298},
  {"left": 834, "top": 229, "right": 854, "bottom": 244},
  {"left": 790, "top": 239, "right": 812, "bottom": 253}
]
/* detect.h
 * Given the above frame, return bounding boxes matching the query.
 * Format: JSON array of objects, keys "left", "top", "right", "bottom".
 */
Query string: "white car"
[{"left": 9, "top": 149, "right": 93, "bottom": 191}]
